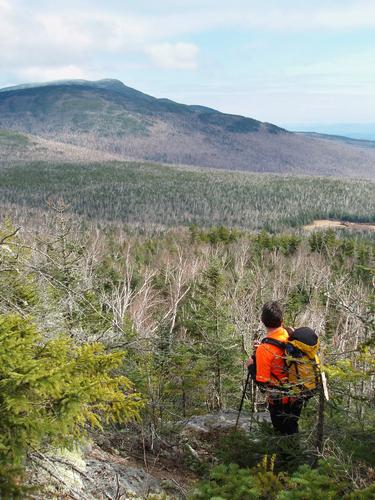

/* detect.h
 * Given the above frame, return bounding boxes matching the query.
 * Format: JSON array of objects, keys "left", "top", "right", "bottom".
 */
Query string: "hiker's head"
[{"left": 261, "top": 301, "right": 283, "bottom": 328}]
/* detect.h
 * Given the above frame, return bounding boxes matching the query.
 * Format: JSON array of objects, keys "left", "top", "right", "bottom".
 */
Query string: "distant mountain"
[
  {"left": 287, "top": 123, "right": 375, "bottom": 141},
  {"left": 298, "top": 132, "right": 375, "bottom": 149},
  {"left": 1, "top": 79, "right": 375, "bottom": 179}
]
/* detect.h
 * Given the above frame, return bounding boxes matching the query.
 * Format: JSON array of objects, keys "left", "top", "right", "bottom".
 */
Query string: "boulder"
[{"left": 181, "top": 410, "right": 270, "bottom": 437}]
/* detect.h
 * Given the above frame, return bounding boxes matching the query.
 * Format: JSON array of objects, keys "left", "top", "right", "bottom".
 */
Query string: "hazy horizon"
[{"left": 283, "top": 122, "right": 375, "bottom": 140}]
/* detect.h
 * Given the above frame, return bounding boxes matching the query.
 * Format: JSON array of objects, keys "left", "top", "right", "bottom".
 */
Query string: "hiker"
[{"left": 246, "top": 301, "right": 304, "bottom": 435}]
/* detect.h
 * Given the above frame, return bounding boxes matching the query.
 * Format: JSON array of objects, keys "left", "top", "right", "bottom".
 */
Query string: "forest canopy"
[
  {"left": 0, "top": 160, "right": 374, "bottom": 231},
  {"left": 0, "top": 209, "right": 373, "bottom": 497}
]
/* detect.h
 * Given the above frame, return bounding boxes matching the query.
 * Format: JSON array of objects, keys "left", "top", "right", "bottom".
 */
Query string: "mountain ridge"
[
  {"left": 0, "top": 78, "right": 374, "bottom": 179},
  {"left": 0, "top": 79, "right": 285, "bottom": 127}
]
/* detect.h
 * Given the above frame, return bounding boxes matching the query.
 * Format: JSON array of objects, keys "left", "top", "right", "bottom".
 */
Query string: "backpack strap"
[
  {"left": 261, "top": 338, "right": 286, "bottom": 350},
  {"left": 313, "top": 357, "right": 321, "bottom": 388}
]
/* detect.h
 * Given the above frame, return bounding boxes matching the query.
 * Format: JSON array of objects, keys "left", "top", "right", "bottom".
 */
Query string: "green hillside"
[
  {"left": 0, "top": 129, "right": 30, "bottom": 149},
  {"left": 0, "top": 128, "right": 117, "bottom": 163},
  {"left": 1, "top": 79, "right": 375, "bottom": 178},
  {"left": 1, "top": 160, "right": 374, "bottom": 231},
  {"left": 0, "top": 79, "right": 274, "bottom": 139}
]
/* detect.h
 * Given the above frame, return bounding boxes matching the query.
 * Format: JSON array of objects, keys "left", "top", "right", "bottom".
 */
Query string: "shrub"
[
  {"left": 189, "top": 463, "right": 260, "bottom": 500},
  {"left": 0, "top": 314, "right": 143, "bottom": 496},
  {"left": 190, "top": 460, "right": 375, "bottom": 499}
]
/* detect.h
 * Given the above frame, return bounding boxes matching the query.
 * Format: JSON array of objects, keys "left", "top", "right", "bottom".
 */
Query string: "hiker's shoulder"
[
  {"left": 265, "top": 327, "right": 289, "bottom": 343},
  {"left": 277, "top": 327, "right": 289, "bottom": 341}
]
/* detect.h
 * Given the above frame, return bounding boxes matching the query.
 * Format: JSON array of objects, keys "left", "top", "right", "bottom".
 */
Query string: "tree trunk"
[{"left": 315, "top": 383, "right": 325, "bottom": 462}]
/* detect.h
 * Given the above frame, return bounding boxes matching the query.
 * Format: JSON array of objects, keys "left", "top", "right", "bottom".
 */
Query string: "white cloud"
[
  {"left": 0, "top": 0, "right": 10, "bottom": 10},
  {"left": 36, "top": 14, "right": 95, "bottom": 50},
  {"left": 112, "top": 0, "right": 375, "bottom": 32},
  {"left": 35, "top": 12, "right": 155, "bottom": 52},
  {"left": 18, "top": 65, "right": 95, "bottom": 82},
  {"left": 146, "top": 42, "right": 199, "bottom": 70},
  {"left": 1, "top": 0, "right": 375, "bottom": 124},
  {"left": 2, "top": 1, "right": 375, "bottom": 81},
  {"left": 0, "top": 0, "right": 17, "bottom": 47},
  {"left": 282, "top": 51, "right": 375, "bottom": 97}
]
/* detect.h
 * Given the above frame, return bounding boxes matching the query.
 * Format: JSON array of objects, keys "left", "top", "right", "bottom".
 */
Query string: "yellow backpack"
[{"left": 285, "top": 327, "right": 321, "bottom": 396}]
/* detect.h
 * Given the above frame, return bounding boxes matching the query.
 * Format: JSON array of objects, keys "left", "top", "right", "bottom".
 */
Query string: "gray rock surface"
[
  {"left": 28, "top": 445, "right": 165, "bottom": 499},
  {"left": 181, "top": 410, "right": 270, "bottom": 436}
]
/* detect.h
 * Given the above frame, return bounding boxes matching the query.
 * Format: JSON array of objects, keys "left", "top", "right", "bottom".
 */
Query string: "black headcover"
[{"left": 290, "top": 327, "right": 318, "bottom": 346}]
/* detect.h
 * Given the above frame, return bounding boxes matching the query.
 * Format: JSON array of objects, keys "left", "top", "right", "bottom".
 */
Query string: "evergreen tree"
[
  {"left": 184, "top": 261, "right": 240, "bottom": 411},
  {"left": 0, "top": 314, "right": 143, "bottom": 496}
]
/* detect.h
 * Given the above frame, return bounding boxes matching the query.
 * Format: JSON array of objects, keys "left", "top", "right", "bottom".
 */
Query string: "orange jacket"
[{"left": 255, "top": 327, "right": 289, "bottom": 386}]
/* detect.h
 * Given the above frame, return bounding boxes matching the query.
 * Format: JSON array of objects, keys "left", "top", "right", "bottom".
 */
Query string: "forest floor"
[
  {"left": 29, "top": 412, "right": 263, "bottom": 498},
  {"left": 27, "top": 439, "right": 197, "bottom": 499}
]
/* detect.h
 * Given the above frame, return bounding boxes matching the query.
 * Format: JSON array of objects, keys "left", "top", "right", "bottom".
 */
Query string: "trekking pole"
[
  {"left": 249, "top": 379, "right": 257, "bottom": 431},
  {"left": 235, "top": 368, "right": 251, "bottom": 430}
]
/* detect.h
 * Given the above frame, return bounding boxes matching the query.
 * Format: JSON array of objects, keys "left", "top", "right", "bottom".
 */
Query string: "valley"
[{"left": 0, "top": 159, "right": 374, "bottom": 233}]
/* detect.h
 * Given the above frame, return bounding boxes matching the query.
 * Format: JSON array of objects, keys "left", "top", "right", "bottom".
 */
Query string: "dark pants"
[{"left": 268, "top": 397, "right": 304, "bottom": 435}]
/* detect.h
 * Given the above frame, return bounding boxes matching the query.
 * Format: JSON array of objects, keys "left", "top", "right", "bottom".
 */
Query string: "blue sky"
[{"left": 1, "top": 0, "right": 375, "bottom": 127}]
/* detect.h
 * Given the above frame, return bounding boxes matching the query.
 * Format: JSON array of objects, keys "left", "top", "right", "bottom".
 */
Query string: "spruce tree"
[
  {"left": 184, "top": 261, "right": 240, "bottom": 411},
  {"left": 0, "top": 314, "right": 143, "bottom": 496}
]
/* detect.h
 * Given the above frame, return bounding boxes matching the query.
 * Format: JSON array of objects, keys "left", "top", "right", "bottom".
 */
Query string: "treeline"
[
  {"left": 0, "top": 212, "right": 374, "bottom": 496},
  {"left": 0, "top": 160, "right": 374, "bottom": 231}
]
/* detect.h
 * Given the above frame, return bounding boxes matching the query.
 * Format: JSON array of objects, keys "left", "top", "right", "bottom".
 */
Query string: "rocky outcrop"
[{"left": 28, "top": 445, "right": 166, "bottom": 499}]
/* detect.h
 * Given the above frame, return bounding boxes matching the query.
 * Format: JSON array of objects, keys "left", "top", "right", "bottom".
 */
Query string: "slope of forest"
[
  {"left": 1, "top": 160, "right": 374, "bottom": 232},
  {"left": 1, "top": 79, "right": 375, "bottom": 178},
  {"left": 0, "top": 213, "right": 374, "bottom": 498},
  {"left": 0, "top": 129, "right": 118, "bottom": 163}
]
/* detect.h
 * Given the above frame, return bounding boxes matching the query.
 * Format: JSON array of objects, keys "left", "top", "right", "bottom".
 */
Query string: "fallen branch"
[{"left": 0, "top": 226, "right": 21, "bottom": 246}]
